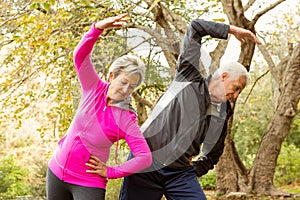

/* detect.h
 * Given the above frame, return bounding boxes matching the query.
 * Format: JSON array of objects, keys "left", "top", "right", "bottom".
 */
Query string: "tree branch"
[
  {"left": 243, "top": 0, "right": 256, "bottom": 12},
  {"left": 132, "top": 92, "right": 153, "bottom": 108},
  {"left": 129, "top": 24, "right": 170, "bottom": 52},
  {"left": 119, "top": 36, "right": 154, "bottom": 57},
  {"left": 159, "top": 3, "right": 187, "bottom": 34},
  {"left": 243, "top": 70, "right": 270, "bottom": 104},
  {"left": 257, "top": 44, "right": 281, "bottom": 85},
  {"left": 252, "top": 0, "right": 287, "bottom": 23},
  {"left": 221, "top": 0, "right": 246, "bottom": 25}
]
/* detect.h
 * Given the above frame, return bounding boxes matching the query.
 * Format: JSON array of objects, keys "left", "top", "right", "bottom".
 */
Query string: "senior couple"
[{"left": 46, "top": 13, "right": 261, "bottom": 200}]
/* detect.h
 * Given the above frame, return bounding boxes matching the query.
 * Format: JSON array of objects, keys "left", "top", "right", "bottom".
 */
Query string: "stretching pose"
[
  {"left": 46, "top": 14, "right": 152, "bottom": 200},
  {"left": 119, "top": 18, "right": 260, "bottom": 200}
]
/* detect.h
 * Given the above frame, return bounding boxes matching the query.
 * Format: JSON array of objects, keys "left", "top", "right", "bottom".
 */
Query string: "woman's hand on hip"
[{"left": 86, "top": 155, "right": 108, "bottom": 178}]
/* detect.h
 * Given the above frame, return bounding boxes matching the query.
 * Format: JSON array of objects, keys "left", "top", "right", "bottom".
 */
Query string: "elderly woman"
[{"left": 46, "top": 14, "right": 152, "bottom": 200}]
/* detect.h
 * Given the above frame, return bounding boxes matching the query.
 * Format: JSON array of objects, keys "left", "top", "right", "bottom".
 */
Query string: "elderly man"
[{"left": 119, "top": 18, "right": 261, "bottom": 200}]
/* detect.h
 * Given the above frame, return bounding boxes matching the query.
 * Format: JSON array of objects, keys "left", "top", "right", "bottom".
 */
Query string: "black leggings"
[{"left": 46, "top": 168, "right": 105, "bottom": 200}]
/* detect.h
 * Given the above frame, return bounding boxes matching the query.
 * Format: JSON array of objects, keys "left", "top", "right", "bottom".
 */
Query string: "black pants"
[
  {"left": 119, "top": 157, "right": 206, "bottom": 200},
  {"left": 46, "top": 168, "right": 105, "bottom": 200}
]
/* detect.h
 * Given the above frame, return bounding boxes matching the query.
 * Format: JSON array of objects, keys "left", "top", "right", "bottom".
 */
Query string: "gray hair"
[
  {"left": 212, "top": 61, "right": 250, "bottom": 85},
  {"left": 107, "top": 54, "right": 146, "bottom": 86}
]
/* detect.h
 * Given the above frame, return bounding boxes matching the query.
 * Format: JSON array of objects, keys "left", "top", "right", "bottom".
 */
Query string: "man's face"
[
  {"left": 221, "top": 73, "right": 247, "bottom": 102},
  {"left": 211, "top": 72, "right": 247, "bottom": 102}
]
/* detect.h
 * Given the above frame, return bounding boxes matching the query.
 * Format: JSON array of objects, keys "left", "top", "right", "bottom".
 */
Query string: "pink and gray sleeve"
[
  {"left": 106, "top": 114, "right": 152, "bottom": 179},
  {"left": 73, "top": 24, "right": 104, "bottom": 91}
]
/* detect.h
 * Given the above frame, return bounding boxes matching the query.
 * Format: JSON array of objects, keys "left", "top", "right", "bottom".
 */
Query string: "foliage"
[
  {"left": 280, "top": 185, "right": 300, "bottom": 195},
  {"left": 28, "top": 157, "right": 48, "bottom": 199},
  {"left": 0, "top": 0, "right": 178, "bottom": 142},
  {"left": 286, "top": 111, "right": 300, "bottom": 148},
  {"left": 231, "top": 72, "right": 300, "bottom": 189},
  {"left": 232, "top": 69, "right": 300, "bottom": 186},
  {"left": 0, "top": 156, "right": 31, "bottom": 199},
  {"left": 232, "top": 72, "right": 273, "bottom": 168},
  {"left": 199, "top": 171, "right": 216, "bottom": 190},
  {"left": 0, "top": 0, "right": 300, "bottom": 198},
  {"left": 106, "top": 178, "right": 123, "bottom": 200},
  {"left": 274, "top": 143, "right": 300, "bottom": 187}
]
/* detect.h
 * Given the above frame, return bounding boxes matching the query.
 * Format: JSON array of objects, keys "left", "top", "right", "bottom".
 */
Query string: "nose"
[
  {"left": 233, "top": 92, "right": 239, "bottom": 100},
  {"left": 122, "top": 85, "right": 130, "bottom": 94}
]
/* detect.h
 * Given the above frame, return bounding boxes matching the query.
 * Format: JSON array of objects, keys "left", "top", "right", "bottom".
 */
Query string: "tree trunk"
[
  {"left": 141, "top": 0, "right": 299, "bottom": 196},
  {"left": 216, "top": 0, "right": 257, "bottom": 194},
  {"left": 216, "top": 42, "right": 300, "bottom": 196},
  {"left": 216, "top": 115, "right": 250, "bottom": 194},
  {"left": 251, "top": 42, "right": 300, "bottom": 195},
  {"left": 215, "top": 0, "right": 298, "bottom": 196}
]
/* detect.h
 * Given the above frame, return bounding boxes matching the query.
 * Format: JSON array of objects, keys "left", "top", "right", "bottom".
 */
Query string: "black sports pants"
[{"left": 46, "top": 168, "right": 105, "bottom": 200}]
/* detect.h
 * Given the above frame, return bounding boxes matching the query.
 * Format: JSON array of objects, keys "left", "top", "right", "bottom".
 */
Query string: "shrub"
[
  {"left": 0, "top": 156, "right": 31, "bottom": 199},
  {"left": 274, "top": 143, "right": 300, "bottom": 187},
  {"left": 199, "top": 171, "right": 216, "bottom": 190}
]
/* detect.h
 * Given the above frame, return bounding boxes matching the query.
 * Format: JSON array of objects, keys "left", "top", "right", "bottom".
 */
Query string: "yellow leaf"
[
  {"left": 213, "top": 18, "right": 226, "bottom": 22},
  {"left": 148, "top": 0, "right": 160, "bottom": 13}
]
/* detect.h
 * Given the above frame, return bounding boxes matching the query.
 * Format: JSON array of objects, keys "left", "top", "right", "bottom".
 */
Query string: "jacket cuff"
[
  {"left": 106, "top": 166, "right": 115, "bottom": 179},
  {"left": 87, "top": 23, "right": 104, "bottom": 36}
]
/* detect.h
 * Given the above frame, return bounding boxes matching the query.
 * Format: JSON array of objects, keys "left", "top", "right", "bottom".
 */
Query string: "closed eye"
[{"left": 129, "top": 85, "right": 136, "bottom": 90}]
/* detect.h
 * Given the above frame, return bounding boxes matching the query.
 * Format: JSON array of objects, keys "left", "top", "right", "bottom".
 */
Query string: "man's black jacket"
[{"left": 141, "top": 19, "right": 233, "bottom": 176}]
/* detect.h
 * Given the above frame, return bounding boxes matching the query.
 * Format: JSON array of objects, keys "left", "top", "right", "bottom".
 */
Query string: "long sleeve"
[
  {"left": 73, "top": 24, "right": 104, "bottom": 91},
  {"left": 193, "top": 115, "right": 228, "bottom": 177},
  {"left": 176, "top": 19, "right": 229, "bottom": 81},
  {"left": 193, "top": 101, "right": 233, "bottom": 177},
  {"left": 106, "top": 113, "right": 152, "bottom": 179}
]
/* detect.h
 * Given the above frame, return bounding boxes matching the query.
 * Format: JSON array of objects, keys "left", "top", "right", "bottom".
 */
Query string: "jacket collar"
[
  {"left": 206, "top": 75, "right": 233, "bottom": 119},
  {"left": 111, "top": 96, "right": 136, "bottom": 114}
]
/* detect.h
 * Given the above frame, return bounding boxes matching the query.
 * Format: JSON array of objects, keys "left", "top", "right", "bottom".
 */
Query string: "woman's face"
[{"left": 107, "top": 72, "right": 140, "bottom": 102}]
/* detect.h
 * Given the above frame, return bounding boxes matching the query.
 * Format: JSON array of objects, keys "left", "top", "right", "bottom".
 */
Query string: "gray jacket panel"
[{"left": 142, "top": 19, "right": 231, "bottom": 169}]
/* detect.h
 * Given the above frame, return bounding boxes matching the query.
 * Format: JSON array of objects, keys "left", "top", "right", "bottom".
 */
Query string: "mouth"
[
  {"left": 118, "top": 92, "right": 125, "bottom": 98},
  {"left": 226, "top": 95, "right": 234, "bottom": 102}
]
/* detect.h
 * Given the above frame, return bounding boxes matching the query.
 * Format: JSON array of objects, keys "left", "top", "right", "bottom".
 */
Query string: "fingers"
[
  {"left": 86, "top": 156, "right": 102, "bottom": 168},
  {"left": 95, "top": 13, "right": 129, "bottom": 30},
  {"left": 90, "top": 155, "right": 101, "bottom": 162},
  {"left": 115, "top": 13, "right": 128, "bottom": 21},
  {"left": 110, "top": 14, "right": 129, "bottom": 27},
  {"left": 85, "top": 156, "right": 108, "bottom": 177},
  {"left": 229, "top": 25, "right": 261, "bottom": 45},
  {"left": 251, "top": 34, "right": 261, "bottom": 44},
  {"left": 110, "top": 13, "right": 128, "bottom": 23},
  {"left": 236, "top": 31, "right": 261, "bottom": 44},
  {"left": 243, "top": 29, "right": 261, "bottom": 44},
  {"left": 236, "top": 36, "right": 246, "bottom": 44},
  {"left": 244, "top": 33, "right": 261, "bottom": 44}
]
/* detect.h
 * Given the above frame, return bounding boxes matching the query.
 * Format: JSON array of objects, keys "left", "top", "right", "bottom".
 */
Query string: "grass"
[
  {"left": 280, "top": 183, "right": 300, "bottom": 195},
  {"left": 204, "top": 183, "right": 300, "bottom": 200}
]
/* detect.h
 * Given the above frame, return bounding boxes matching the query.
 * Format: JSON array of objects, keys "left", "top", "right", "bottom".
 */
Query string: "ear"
[
  {"left": 221, "top": 72, "right": 229, "bottom": 81},
  {"left": 108, "top": 72, "right": 115, "bottom": 83}
]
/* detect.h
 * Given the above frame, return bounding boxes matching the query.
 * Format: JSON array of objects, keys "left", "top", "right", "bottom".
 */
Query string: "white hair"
[
  {"left": 212, "top": 61, "right": 250, "bottom": 85},
  {"left": 107, "top": 54, "right": 146, "bottom": 86}
]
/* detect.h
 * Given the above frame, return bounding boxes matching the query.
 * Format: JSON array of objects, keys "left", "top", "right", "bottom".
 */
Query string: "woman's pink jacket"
[{"left": 48, "top": 24, "right": 152, "bottom": 189}]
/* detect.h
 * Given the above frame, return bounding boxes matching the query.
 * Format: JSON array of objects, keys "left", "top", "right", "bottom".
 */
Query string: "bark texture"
[
  {"left": 216, "top": 0, "right": 297, "bottom": 197},
  {"left": 251, "top": 42, "right": 300, "bottom": 195}
]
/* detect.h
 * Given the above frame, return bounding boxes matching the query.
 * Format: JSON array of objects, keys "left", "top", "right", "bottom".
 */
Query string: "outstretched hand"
[
  {"left": 86, "top": 155, "right": 108, "bottom": 178},
  {"left": 95, "top": 13, "right": 128, "bottom": 30},
  {"left": 229, "top": 25, "right": 261, "bottom": 44}
]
